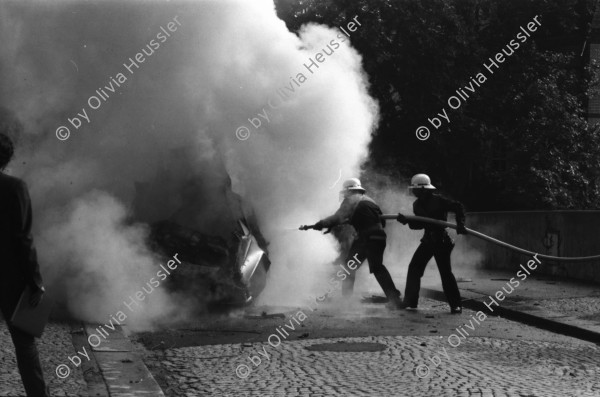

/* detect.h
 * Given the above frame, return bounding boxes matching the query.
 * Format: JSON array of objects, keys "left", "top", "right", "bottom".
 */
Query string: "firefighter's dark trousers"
[
  {"left": 403, "top": 238, "right": 462, "bottom": 308},
  {"left": 342, "top": 234, "right": 401, "bottom": 302}
]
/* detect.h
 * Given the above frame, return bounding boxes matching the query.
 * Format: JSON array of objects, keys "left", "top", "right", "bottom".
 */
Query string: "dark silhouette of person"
[
  {"left": 0, "top": 132, "right": 49, "bottom": 396},
  {"left": 397, "top": 174, "right": 466, "bottom": 314}
]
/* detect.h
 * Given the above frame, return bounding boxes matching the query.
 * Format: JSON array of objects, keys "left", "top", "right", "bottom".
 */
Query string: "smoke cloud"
[{"left": 0, "top": 0, "right": 379, "bottom": 326}]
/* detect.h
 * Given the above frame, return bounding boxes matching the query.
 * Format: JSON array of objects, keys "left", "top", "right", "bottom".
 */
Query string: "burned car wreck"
[
  {"left": 134, "top": 157, "right": 271, "bottom": 310},
  {"left": 149, "top": 218, "right": 270, "bottom": 308}
]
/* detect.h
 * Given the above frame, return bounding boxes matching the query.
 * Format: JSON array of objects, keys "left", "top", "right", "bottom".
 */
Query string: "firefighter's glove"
[
  {"left": 313, "top": 221, "right": 324, "bottom": 231},
  {"left": 456, "top": 223, "right": 468, "bottom": 235},
  {"left": 396, "top": 213, "right": 408, "bottom": 225}
]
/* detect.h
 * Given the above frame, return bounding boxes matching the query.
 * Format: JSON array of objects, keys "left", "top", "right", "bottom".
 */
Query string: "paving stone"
[
  {"left": 143, "top": 329, "right": 600, "bottom": 397},
  {"left": 0, "top": 321, "right": 87, "bottom": 397}
]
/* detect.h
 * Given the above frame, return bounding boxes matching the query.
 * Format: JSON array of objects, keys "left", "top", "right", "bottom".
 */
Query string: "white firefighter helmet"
[
  {"left": 339, "top": 178, "right": 365, "bottom": 202},
  {"left": 409, "top": 173, "right": 436, "bottom": 190},
  {"left": 341, "top": 178, "right": 366, "bottom": 193}
]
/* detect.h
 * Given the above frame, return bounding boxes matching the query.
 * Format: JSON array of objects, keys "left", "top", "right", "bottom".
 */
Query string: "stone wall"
[{"left": 464, "top": 211, "right": 600, "bottom": 284}]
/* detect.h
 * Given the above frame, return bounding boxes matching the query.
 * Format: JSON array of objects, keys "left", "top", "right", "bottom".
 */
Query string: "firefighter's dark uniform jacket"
[
  {"left": 407, "top": 193, "right": 465, "bottom": 245},
  {"left": 318, "top": 194, "right": 401, "bottom": 303},
  {"left": 319, "top": 195, "right": 385, "bottom": 240}
]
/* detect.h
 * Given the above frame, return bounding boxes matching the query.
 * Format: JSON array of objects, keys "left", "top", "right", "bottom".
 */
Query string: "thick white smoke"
[
  {"left": 191, "top": 10, "right": 378, "bottom": 304},
  {"left": 0, "top": 0, "right": 378, "bottom": 325},
  {"left": 196, "top": 19, "right": 379, "bottom": 303}
]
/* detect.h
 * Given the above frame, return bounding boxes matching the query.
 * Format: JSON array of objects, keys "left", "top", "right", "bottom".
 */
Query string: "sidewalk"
[
  {"left": 68, "top": 323, "right": 165, "bottom": 397},
  {"left": 0, "top": 320, "right": 87, "bottom": 397},
  {"left": 422, "top": 268, "right": 600, "bottom": 344},
  {"left": 0, "top": 319, "right": 163, "bottom": 397}
]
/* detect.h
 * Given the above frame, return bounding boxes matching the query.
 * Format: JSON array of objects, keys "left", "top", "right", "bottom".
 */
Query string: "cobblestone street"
[
  {"left": 0, "top": 321, "right": 86, "bottom": 397},
  {"left": 2, "top": 287, "right": 600, "bottom": 396},
  {"left": 142, "top": 303, "right": 600, "bottom": 397}
]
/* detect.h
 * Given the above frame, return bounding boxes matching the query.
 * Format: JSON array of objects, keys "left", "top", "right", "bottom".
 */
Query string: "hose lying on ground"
[{"left": 380, "top": 214, "right": 600, "bottom": 262}]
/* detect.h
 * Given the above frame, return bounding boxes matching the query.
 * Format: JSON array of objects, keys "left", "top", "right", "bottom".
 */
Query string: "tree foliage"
[{"left": 275, "top": 0, "right": 600, "bottom": 210}]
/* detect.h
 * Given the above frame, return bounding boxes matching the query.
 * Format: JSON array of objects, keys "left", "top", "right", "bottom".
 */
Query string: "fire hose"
[
  {"left": 300, "top": 216, "right": 600, "bottom": 262},
  {"left": 377, "top": 214, "right": 600, "bottom": 262}
]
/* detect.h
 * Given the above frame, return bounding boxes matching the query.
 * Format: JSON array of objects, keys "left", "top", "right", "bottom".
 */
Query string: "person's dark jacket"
[
  {"left": 0, "top": 173, "right": 43, "bottom": 292},
  {"left": 408, "top": 193, "right": 465, "bottom": 243},
  {"left": 319, "top": 195, "right": 385, "bottom": 239}
]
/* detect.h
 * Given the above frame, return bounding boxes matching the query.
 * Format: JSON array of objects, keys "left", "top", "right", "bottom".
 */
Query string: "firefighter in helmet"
[
  {"left": 312, "top": 178, "right": 402, "bottom": 308},
  {"left": 397, "top": 174, "right": 466, "bottom": 314}
]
